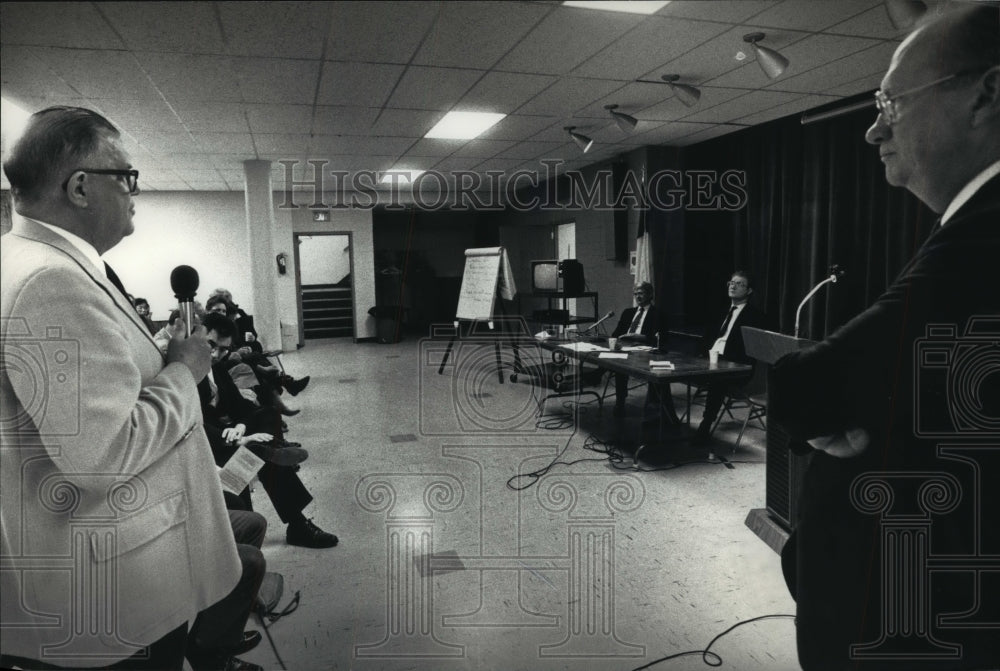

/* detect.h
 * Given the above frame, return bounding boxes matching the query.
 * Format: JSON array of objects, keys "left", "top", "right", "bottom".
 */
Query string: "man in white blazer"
[{"left": 1, "top": 107, "right": 240, "bottom": 669}]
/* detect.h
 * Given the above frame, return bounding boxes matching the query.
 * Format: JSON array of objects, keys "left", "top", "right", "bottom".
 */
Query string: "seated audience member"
[
  {"left": 692, "top": 270, "right": 764, "bottom": 445},
  {"left": 609, "top": 282, "right": 674, "bottom": 418},
  {"left": 201, "top": 312, "right": 338, "bottom": 549},
  {"left": 133, "top": 296, "right": 158, "bottom": 334},
  {"left": 206, "top": 295, "right": 310, "bottom": 396},
  {"left": 153, "top": 304, "right": 207, "bottom": 353},
  {"left": 187, "top": 509, "right": 268, "bottom": 671}
]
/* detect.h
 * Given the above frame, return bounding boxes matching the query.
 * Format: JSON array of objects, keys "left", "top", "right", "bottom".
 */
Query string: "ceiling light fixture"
[
  {"left": 565, "top": 126, "right": 593, "bottom": 153},
  {"left": 605, "top": 104, "right": 638, "bottom": 133},
  {"left": 424, "top": 111, "right": 506, "bottom": 140},
  {"left": 743, "top": 32, "right": 789, "bottom": 79},
  {"left": 380, "top": 169, "right": 425, "bottom": 185},
  {"left": 884, "top": 0, "right": 926, "bottom": 30},
  {"left": 660, "top": 75, "right": 701, "bottom": 107},
  {"left": 562, "top": 1, "right": 672, "bottom": 15}
]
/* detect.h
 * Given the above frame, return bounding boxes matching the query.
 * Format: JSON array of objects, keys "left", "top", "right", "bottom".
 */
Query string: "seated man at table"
[
  {"left": 692, "top": 270, "right": 764, "bottom": 445},
  {"left": 610, "top": 282, "right": 664, "bottom": 417}
]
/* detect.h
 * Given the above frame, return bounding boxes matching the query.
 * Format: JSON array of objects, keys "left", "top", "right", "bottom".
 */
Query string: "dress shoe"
[
  {"left": 286, "top": 518, "right": 338, "bottom": 548},
  {"left": 280, "top": 407, "right": 301, "bottom": 417},
  {"left": 227, "top": 630, "right": 261, "bottom": 656},
  {"left": 244, "top": 441, "right": 308, "bottom": 466},
  {"left": 282, "top": 375, "right": 310, "bottom": 396},
  {"left": 280, "top": 439, "right": 302, "bottom": 448}
]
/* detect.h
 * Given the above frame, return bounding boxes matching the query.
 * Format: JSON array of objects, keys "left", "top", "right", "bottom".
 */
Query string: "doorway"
[{"left": 294, "top": 232, "right": 355, "bottom": 342}]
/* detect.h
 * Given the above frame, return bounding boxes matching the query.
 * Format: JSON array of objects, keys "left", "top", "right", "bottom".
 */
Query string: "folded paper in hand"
[{"left": 218, "top": 446, "right": 265, "bottom": 495}]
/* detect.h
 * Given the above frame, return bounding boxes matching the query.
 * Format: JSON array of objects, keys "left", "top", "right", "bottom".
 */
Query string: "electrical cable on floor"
[{"left": 628, "top": 613, "right": 796, "bottom": 670}]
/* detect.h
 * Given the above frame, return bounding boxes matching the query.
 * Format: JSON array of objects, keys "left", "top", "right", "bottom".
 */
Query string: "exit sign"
[{"left": 312, "top": 211, "right": 330, "bottom": 222}]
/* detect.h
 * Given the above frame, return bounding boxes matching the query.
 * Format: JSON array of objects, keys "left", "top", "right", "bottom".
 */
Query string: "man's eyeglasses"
[
  {"left": 62, "top": 169, "right": 140, "bottom": 195},
  {"left": 874, "top": 70, "right": 982, "bottom": 125},
  {"left": 727, "top": 280, "right": 748, "bottom": 288}
]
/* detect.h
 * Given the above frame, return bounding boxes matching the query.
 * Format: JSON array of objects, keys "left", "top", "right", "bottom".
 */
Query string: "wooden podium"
[{"left": 740, "top": 326, "right": 814, "bottom": 554}]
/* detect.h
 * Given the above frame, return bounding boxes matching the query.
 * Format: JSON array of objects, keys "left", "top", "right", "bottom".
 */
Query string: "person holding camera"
[{"left": 770, "top": 5, "right": 999, "bottom": 669}]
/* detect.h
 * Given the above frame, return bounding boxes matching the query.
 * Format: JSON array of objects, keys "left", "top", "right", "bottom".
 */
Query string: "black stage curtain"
[{"left": 677, "top": 108, "right": 937, "bottom": 341}]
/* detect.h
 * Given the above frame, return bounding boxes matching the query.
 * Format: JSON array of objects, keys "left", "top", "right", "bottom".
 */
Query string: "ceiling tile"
[
  {"left": 245, "top": 104, "right": 313, "bottom": 133},
  {"left": 659, "top": 1, "right": 780, "bottom": 24},
  {"left": 748, "top": 0, "right": 880, "bottom": 32},
  {"left": 480, "top": 115, "right": 560, "bottom": 141},
  {"left": 252, "top": 133, "right": 310, "bottom": 155},
  {"left": 233, "top": 58, "right": 320, "bottom": 105},
  {"left": 190, "top": 132, "right": 257, "bottom": 154},
  {"left": 137, "top": 53, "right": 242, "bottom": 101},
  {"left": 131, "top": 131, "right": 201, "bottom": 154},
  {"left": 828, "top": 4, "right": 904, "bottom": 39},
  {"left": 572, "top": 16, "right": 731, "bottom": 81},
  {"left": 316, "top": 62, "right": 405, "bottom": 107},
  {"left": 217, "top": 1, "right": 331, "bottom": 59},
  {"left": 495, "top": 140, "right": 564, "bottom": 160},
  {"left": 495, "top": 6, "right": 643, "bottom": 75},
  {"left": 385, "top": 66, "right": 483, "bottom": 111},
  {"left": 369, "top": 109, "right": 445, "bottom": 138},
  {"left": 33, "top": 50, "right": 162, "bottom": 100},
  {"left": 97, "top": 100, "right": 186, "bottom": 132},
  {"left": 458, "top": 72, "right": 557, "bottom": 114},
  {"left": 0, "top": 2, "right": 125, "bottom": 49},
  {"left": 101, "top": 2, "right": 225, "bottom": 53},
  {"left": 670, "top": 122, "right": 747, "bottom": 145},
  {"left": 327, "top": 1, "right": 440, "bottom": 63},
  {"left": 514, "top": 77, "right": 625, "bottom": 116},
  {"left": 172, "top": 102, "right": 248, "bottom": 132},
  {"left": 827, "top": 72, "right": 883, "bottom": 97},
  {"left": 774, "top": 41, "right": 897, "bottom": 94},
  {"left": 311, "top": 106, "right": 380, "bottom": 136},
  {"left": 403, "top": 138, "right": 465, "bottom": 157},
  {"left": 682, "top": 89, "right": 800, "bottom": 123},
  {"left": 0, "top": 46, "right": 81, "bottom": 99},
  {"left": 430, "top": 155, "right": 485, "bottom": 173},
  {"left": 451, "top": 139, "right": 517, "bottom": 159},
  {"left": 577, "top": 81, "right": 677, "bottom": 118},
  {"left": 637, "top": 86, "right": 747, "bottom": 121},
  {"left": 413, "top": 1, "right": 550, "bottom": 69}
]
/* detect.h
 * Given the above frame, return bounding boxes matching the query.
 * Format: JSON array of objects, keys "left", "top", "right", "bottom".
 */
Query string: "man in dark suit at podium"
[
  {"left": 610, "top": 282, "right": 661, "bottom": 416},
  {"left": 692, "top": 270, "right": 763, "bottom": 445},
  {"left": 770, "top": 5, "right": 999, "bottom": 669}
]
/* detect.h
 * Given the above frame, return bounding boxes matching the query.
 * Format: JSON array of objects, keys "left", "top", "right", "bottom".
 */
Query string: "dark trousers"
[
  {"left": 187, "top": 511, "right": 266, "bottom": 659},
  {"left": 699, "top": 386, "right": 725, "bottom": 432},
  {"left": 1, "top": 622, "right": 188, "bottom": 670}
]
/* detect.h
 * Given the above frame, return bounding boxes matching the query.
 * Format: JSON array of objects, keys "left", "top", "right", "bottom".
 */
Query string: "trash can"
[
  {"left": 368, "top": 306, "right": 404, "bottom": 344},
  {"left": 280, "top": 321, "right": 298, "bottom": 351}
]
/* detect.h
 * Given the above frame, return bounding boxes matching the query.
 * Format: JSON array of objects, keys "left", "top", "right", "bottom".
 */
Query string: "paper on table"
[
  {"left": 559, "top": 342, "right": 607, "bottom": 352},
  {"left": 599, "top": 352, "right": 629, "bottom": 359},
  {"left": 218, "top": 446, "right": 265, "bottom": 495},
  {"left": 621, "top": 345, "right": 654, "bottom": 352},
  {"left": 649, "top": 360, "right": 675, "bottom": 369}
]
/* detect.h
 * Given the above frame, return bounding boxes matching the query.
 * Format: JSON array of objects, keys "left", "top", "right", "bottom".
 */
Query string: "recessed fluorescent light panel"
[
  {"left": 380, "top": 170, "right": 425, "bottom": 185},
  {"left": 562, "top": 1, "right": 671, "bottom": 15},
  {"left": 424, "top": 111, "right": 506, "bottom": 140}
]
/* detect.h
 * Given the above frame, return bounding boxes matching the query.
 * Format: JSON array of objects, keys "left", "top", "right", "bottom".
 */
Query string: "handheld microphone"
[
  {"left": 583, "top": 310, "right": 615, "bottom": 333},
  {"left": 795, "top": 264, "right": 846, "bottom": 338},
  {"left": 169, "top": 265, "right": 200, "bottom": 336}
]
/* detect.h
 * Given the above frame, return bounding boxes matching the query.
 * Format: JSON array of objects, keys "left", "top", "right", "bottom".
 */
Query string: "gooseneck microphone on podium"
[
  {"left": 794, "top": 264, "right": 845, "bottom": 338},
  {"left": 582, "top": 310, "right": 615, "bottom": 333},
  {"left": 170, "top": 265, "right": 200, "bottom": 335}
]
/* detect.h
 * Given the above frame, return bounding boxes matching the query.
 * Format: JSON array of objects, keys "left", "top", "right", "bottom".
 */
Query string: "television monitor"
[{"left": 531, "top": 260, "right": 560, "bottom": 293}]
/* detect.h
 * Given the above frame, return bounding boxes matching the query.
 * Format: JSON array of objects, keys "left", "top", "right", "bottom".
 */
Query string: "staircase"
[{"left": 302, "top": 284, "right": 353, "bottom": 339}]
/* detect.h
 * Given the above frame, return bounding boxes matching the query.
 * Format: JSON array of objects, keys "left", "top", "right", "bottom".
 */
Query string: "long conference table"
[{"left": 529, "top": 337, "right": 753, "bottom": 462}]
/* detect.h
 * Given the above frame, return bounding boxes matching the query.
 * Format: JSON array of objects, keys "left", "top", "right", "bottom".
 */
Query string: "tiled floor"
[{"left": 237, "top": 336, "right": 799, "bottom": 671}]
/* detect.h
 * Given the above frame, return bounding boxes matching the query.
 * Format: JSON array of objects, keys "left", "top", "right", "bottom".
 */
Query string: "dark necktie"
[
  {"left": 104, "top": 262, "right": 130, "bottom": 302},
  {"left": 719, "top": 305, "right": 737, "bottom": 337},
  {"left": 628, "top": 307, "right": 644, "bottom": 334}
]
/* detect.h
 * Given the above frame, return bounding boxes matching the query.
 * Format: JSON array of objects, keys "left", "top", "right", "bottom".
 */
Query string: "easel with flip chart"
[{"left": 438, "top": 247, "right": 519, "bottom": 382}]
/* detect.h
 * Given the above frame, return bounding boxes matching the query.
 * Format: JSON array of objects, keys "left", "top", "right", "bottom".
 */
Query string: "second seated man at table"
[{"left": 692, "top": 270, "right": 764, "bottom": 445}]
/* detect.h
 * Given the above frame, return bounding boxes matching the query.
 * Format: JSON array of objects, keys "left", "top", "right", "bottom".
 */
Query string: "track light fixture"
[
  {"left": 743, "top": 32, "right": 789, "bottom": 79},
  {"left": 605, "top": 104, "right": 638, "bottom": 133},
  {"left": 660, "top": 75, "right": 701, "bottom": 107},
  {"left": 565, "top": 126, "right": 593, "bottom": 153}
]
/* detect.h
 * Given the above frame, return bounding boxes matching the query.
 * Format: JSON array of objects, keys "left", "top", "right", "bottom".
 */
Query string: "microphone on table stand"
[
  {"left": 795, "top": 264, "right": 845, "bottom": 338},
  {"left": 169, "top": 265, "right": 200, "bottom": 336},
  {"left": 580, "top": 310, "right": 615, "bottom": 335}
]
